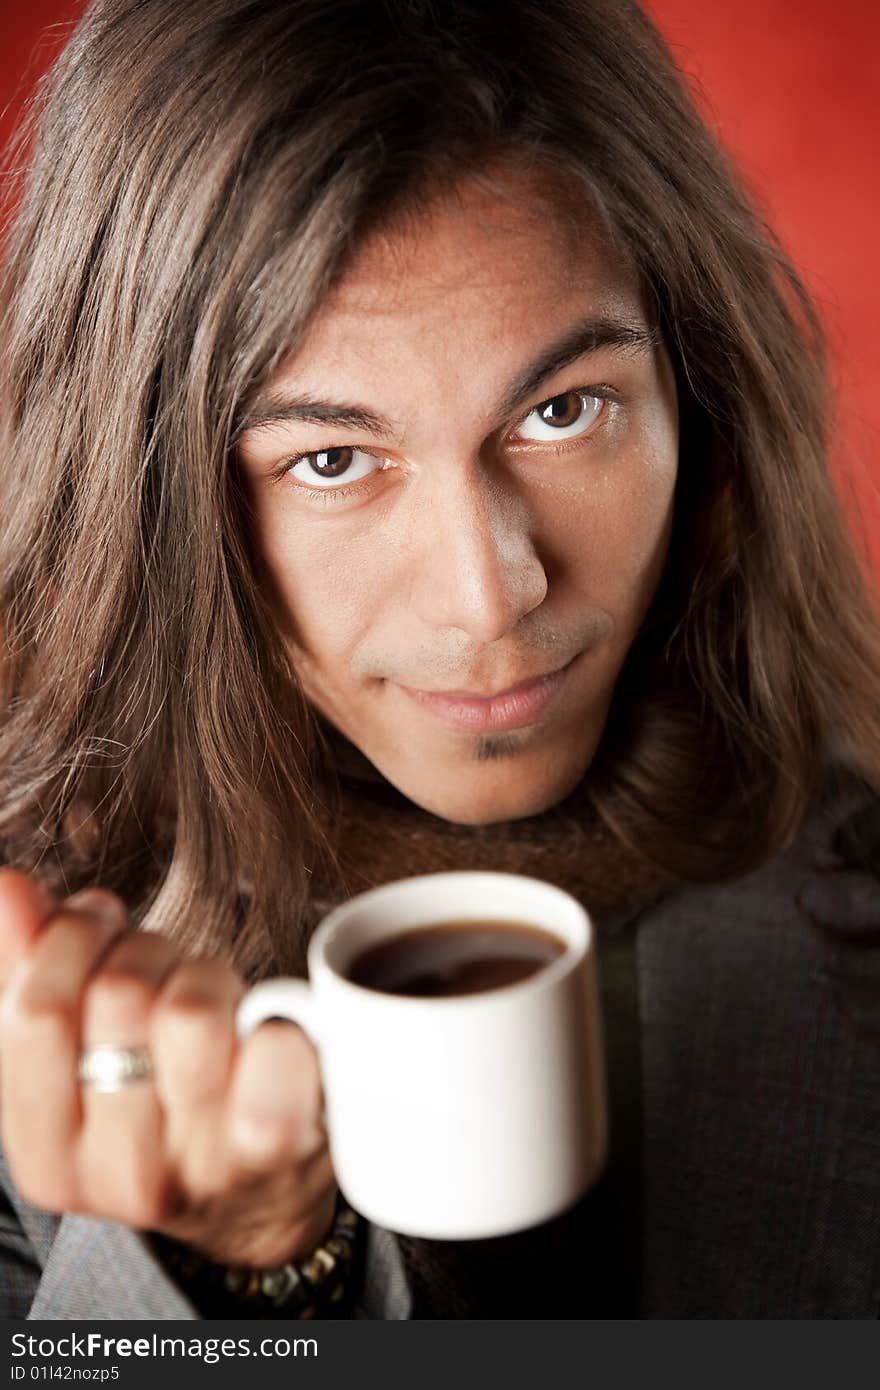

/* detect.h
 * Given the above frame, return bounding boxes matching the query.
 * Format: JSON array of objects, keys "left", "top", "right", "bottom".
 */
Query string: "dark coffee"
[{"left": 345, "top": 918, "right": 566, "bottom": 998}]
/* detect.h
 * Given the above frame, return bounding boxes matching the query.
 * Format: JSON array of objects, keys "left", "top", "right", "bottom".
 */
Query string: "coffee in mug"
[{"left": 346, "top": 918, "right": 567, "bottom": 997}]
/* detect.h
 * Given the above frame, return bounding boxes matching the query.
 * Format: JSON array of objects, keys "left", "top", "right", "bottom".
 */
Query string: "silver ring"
[{"left": 77, "top": 1044, "right": 154, "bottom": 1093}]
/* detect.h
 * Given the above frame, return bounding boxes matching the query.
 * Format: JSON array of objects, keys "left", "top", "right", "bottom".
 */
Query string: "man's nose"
[{"left": 406, "top": 465, "right": 548, "bottom": 645}]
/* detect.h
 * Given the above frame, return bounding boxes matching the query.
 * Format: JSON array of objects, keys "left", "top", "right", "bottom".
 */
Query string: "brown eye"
[
  {"left": 515, "top": 390, "right": 605, "bottom": 444},
  {"left": 310, "top": 446, "right": 354, "bottom": 477},
  {"left": 283, "top": 445, "right": 385, "bottom": 489},
  {"left": 539, "top": 393, "right": 583, "bottom": 428}
]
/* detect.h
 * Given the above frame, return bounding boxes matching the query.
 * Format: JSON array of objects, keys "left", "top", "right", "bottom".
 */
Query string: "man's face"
[{"left": 236, "top": 166, "right": 678, "bottom": 825}]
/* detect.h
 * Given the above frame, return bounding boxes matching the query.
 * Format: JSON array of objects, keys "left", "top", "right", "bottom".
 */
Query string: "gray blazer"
[{"left": 2, "top": 767, "right": 878, "bottom": 1319}]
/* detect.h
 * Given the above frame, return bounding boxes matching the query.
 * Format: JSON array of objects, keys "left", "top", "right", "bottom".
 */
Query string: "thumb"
[{"left": 0, "top": 869, "right": 58, "bottom": 992}]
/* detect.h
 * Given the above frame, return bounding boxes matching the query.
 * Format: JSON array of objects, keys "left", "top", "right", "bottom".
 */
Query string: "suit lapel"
[
  {"left": 28, "top": 1213, "right": 199, "bottom": 1318},
  {"left": 637, "top": 827, "right": 880, "bottom": 1318},
  {"left": 0, "top": 1145, "right": 197, "bottom": 1318}
]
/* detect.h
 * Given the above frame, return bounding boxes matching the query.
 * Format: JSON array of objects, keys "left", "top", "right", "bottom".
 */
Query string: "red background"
[{"left": 2, "top": 0, "right": 878, "bottom": 580}]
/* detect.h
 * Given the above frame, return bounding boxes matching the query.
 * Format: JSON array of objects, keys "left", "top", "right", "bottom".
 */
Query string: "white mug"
[{"left": 236, "top": 870, "right": 607, "bottom": 1240}]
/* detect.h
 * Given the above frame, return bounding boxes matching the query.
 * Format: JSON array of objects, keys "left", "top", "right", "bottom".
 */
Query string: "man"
[{"left": 1, "top": 0, "right": 878, "bottom": 1318}]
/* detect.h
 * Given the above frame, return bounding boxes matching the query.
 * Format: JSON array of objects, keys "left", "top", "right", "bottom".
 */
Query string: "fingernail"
[{"left": 63, "top": 888, "right": 127, "bottom": 929}]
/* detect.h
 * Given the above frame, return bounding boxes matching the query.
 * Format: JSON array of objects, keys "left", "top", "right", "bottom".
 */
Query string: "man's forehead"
[
  {"left": 283, "top": 209, "right": 641, "bottom": 389},
  {"left": 319, "top": 163, "right": 637, "bottom": 318}
]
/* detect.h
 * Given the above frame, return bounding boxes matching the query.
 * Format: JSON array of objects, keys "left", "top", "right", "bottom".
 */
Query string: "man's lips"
[
  {"left": 403, "top": 659, "right": 573, "bottom": 700},
  {"left": 395, "top": 653, "right": 581, "bottom": 733}
]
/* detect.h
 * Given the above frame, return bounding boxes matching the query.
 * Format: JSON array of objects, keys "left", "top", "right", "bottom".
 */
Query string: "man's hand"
[{"left": 0, "top": 868, "right": 336, "bottom": 1268}]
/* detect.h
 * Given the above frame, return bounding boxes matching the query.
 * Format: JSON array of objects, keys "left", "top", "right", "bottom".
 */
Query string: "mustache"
[{"left": 358, "top": 613, "right": 613, "bottom": 688}]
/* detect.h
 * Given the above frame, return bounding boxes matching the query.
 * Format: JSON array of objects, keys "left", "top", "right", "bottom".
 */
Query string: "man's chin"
[{"left": 379, "top": 759, "right": 593, "bottom": 827}]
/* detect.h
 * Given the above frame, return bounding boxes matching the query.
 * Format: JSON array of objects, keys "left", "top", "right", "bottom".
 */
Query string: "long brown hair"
[{"left": 2, "top": 0, "right": 878, "bottom": 976}]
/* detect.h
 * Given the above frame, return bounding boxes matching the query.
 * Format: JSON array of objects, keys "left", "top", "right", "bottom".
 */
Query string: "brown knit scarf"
[
  {"left": 306, "top": 723, "right": 683, "bottom": 1319},
  {"left": 307, "top": 720, "right": 680, "bottom": 929}
]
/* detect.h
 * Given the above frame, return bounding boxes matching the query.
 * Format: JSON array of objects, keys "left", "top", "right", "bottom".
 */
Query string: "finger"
[
  {"left": 76, "top": 929, "right": 180, "bottom": 1227},
  {"left": 0, "top": 890, "right": 127, "bottom": 1211},
  {"left": 149, "top": 957, "right": 245, "bottom": 1194},
  {"left": 0, "top": 870, "right": 58, "bottom": 991},
  {"left": 226, "top": 1021, "right": 327, "bottom": 1174}
]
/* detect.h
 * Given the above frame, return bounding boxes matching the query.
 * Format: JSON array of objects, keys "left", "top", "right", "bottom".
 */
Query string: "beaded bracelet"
[{"left": 151, "top": 1197, "right": 363, "bottom": 1320}]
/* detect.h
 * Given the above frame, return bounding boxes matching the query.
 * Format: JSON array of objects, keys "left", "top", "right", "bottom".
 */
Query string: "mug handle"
[
  {"left": 236, "top": 979, "right": 328, "bottom": 1129},
  {"left": 235, "top": 978, "right": 324, "bottom": 1048}
]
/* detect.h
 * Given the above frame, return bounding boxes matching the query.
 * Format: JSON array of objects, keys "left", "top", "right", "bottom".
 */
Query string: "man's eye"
[
  {"left": 513, "top": 390, "right": 605, "bottom": 444},
  {"left": 279, "top": 388, "right": 608, "bottom": 490},
  {"left": 285, "top": 445, "right": 382, "bottom": 488}
]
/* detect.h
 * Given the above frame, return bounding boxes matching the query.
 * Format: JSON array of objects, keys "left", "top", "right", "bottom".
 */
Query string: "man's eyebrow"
[
  {"left": 497, "top": 315, "right": 659, "bottom": 420},
  {"left": 234, "top": 315, "right": 659, "bottom": 442}
]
